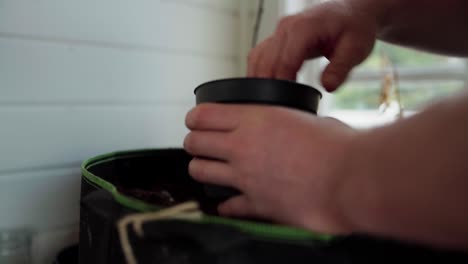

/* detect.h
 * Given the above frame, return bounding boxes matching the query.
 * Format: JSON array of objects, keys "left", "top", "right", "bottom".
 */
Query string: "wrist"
[
  {"left": 318, "top": 127, "right": 371, "bottom": 235},
  {"left": 335, "top": 128, "right": 382, "bottom": 235}
]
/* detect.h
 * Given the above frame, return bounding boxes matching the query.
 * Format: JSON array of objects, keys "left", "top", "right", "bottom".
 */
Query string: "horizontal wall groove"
[
  {"left": 161, "top": 0, "right": 239, "bottom": 17},
  {"left": 0, "top": 163, "right": 81, "bottom": 177},
  {"left": 0, "top": 31, "right": 238, "bottom": 62}
]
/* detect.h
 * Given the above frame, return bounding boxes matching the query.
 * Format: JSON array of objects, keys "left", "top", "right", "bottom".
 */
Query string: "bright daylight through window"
[{"left": 326, "top": 42, "right": 467, "bottom": 128}]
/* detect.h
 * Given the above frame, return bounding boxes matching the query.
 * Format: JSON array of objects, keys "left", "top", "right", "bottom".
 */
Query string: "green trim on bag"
[
  {"left": 82, "top": 149, "right": 162, "bottom": 212},
  {"left": 201, "top": 215, "right": 333, "bottom": 242},
  {"left": 81, "top": 149, "right": 333, "bottom": 242}
]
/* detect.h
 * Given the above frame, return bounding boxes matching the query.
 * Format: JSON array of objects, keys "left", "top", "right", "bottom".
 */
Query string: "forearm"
[
  {"left": 348, "top": 0, "right": 468, "bottom": 56},
  {"left": 341, "top": 91, "right": 468, "bottom": 249}
]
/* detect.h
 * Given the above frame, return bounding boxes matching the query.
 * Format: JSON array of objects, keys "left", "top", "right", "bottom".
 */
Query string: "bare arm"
[
  {"left": 371, "top": 0, "right": 468, "bottom": 57},
  {"left": 342, "top": 91, "right": 468, "bottom": 250}
]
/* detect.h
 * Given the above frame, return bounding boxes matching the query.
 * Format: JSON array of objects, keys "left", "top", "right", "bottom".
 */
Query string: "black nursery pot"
[
  {"left": 194, "top": 78, "right": 322, "bottom": 199},
  {"left": 195, "top": 77, "right": 322, "bottom": 113}
]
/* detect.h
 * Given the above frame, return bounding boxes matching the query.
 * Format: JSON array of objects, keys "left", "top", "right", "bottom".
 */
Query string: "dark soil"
[{"left": 114, "top": 182, "right": 222, "bottom": 215}]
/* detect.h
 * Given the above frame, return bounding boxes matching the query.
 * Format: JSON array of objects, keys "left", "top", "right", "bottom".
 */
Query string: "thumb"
[{"left": 321, "top": 33, "right": 374, "bottom": 92}]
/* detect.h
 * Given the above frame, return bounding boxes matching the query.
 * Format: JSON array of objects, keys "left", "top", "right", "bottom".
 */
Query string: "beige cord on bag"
[{"left": 117, "top": 201, "right": 203, "bottom": 264}]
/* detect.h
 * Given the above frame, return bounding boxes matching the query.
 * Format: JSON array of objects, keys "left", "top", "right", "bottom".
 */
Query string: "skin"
[{"left": 184, "top": 0, "right": 468, "bottom": 250}]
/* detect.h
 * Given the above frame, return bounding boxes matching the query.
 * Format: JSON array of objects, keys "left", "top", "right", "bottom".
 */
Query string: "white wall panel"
[
  {"left": 0, "top": 0, "right": 239, "bottom": 58},
  {"left": 0, "top": 38, "right": 236, "bottom": 103},
  {"left": 0, "top": 104, "right": 193, "bottom": 172},
  {"left": 0, "top": 167, "right": 81, "bottom": 229}
]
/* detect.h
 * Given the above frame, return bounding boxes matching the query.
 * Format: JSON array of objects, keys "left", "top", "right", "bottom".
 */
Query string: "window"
[{"left": 324, "top": 42, "right": 467, "bottom": 128}]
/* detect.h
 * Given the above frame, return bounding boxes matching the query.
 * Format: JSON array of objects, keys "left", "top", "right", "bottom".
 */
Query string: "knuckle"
[
  {"left": 277, "top": 15, "right": 295, "bottom": 32},
  {"left": 278, "top": 59, "right": 300, "bottom": 73},
  {"left": 277, "top": 54, "right": 302, "bottom": 72},
  {"left": 227, "top": 134, "right": 246, "bottom": 158},
  {"left": 278, "top": 15, "right": 306, "bottom": 35}
]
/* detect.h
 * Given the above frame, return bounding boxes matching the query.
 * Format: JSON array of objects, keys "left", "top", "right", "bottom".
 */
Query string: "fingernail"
[{"left": 185, "top": 107, "right": 196, "bottom": 128}]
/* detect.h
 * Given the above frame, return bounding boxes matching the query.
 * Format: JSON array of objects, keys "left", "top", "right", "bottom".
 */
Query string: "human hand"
[
  {"left": 248, "top": 0, "right": 377, "bottom": 91},
  {"left": 184, "top": 103, "right": 358, "bottom": 234}
]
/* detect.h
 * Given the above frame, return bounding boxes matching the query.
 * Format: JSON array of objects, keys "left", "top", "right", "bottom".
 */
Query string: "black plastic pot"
[
  {"left": 195, "top": 78, "right": 322, "bottom": 113},
  {"left": 53, "top": 245, "right": 78, "bottom": 264},
  {"left": 78, "top": 149, "right": 332, "bottom": 264},
  {"left": 194, "top": 78, "right": 322, "bottom": 199}
]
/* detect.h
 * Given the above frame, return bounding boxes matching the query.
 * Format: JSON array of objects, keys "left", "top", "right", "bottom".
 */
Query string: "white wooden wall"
[{"left": 0, "top": 0, "right": 265, "bottom": 262}]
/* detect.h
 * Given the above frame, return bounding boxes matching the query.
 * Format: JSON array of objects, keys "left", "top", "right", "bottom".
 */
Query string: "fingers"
[
  {"left": 249, "top": 36, "right": 285, "bottom": 78},
  {"left": 185, "top": 103, "right": 240, "bottom": 131},
  {"left": 275, "top": 26, "right": 322, "bottom": 80},
  {"left": 247, "top": 38, "right": 270, "bottom": 77},
  {"left": 184, "top": 131, "right": 232, "bottom": 161},
  {"left": 321, "top": 33, "right": 374, "bottom": 92},
  {"left": 274, "top": 28, "right": 299, "bottom": 80},
  {"left": 247, "top": 15, "right": 324, "bottom": 81},
  {"left": 255, "top": 36, "right": 281, "bottom": 78},
  {"left": 247, "top": 6, "right": 375, "bottom": 90},
  {"left": 188, "top": 158, "right": 236, "bottom": 187},
  {"left": 218, "top": 195, "right": 254, "bottom": 218},
  {"left": 247, "top": 15, "right": 298, "bottom": 80}
]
